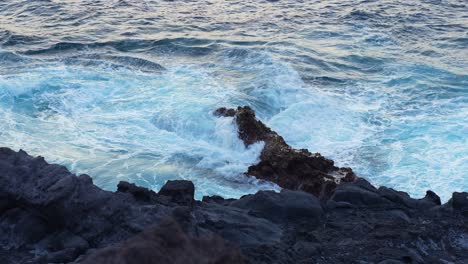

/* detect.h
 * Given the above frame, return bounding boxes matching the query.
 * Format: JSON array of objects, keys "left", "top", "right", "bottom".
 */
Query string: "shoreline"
[{"left": 1, "top": 106, "right": 467, "bottom": 263}]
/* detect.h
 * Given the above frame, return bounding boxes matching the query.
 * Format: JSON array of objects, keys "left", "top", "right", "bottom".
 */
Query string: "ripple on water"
[{"left": 0, "top": 0, "right": 467, "bottom": 200}]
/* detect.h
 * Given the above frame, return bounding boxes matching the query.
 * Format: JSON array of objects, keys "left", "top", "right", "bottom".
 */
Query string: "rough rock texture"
[
  {"left": 1, "top": 147, "right": 467, "bottom": 263},
  {"left": 0, "top": 147, "right": 175, "bottom": 264},
  {"left": 80, "top": 220, "right": 244, "bottom": 264},
  {"left": 214, "top": 106, "right": 356, "bottom": 199},
  {"left": 159, "top": 180, "right": 195, "bottom": 207}
]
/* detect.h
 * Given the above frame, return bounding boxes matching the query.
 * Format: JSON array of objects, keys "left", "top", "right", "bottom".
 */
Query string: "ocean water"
[{"left": 0, "top": 0, "right": 466, "bottom": 201}]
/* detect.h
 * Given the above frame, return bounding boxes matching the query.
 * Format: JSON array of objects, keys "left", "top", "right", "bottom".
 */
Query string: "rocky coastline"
[{"left": 1, "top": 107, "right": 467, "bottom": 264}]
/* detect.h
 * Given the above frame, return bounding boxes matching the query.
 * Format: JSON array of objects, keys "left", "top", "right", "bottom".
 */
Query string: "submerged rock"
[{"left": 214, "top": 106, "right": 356, "bottom": 199}]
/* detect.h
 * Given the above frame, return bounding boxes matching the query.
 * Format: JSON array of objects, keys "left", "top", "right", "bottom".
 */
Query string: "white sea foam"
[
  {"left": 0, "top": 52, "right": 466, "bottom": 201},
  {"left": 0, "top": 62, "right": 279, "bottom": 199}
]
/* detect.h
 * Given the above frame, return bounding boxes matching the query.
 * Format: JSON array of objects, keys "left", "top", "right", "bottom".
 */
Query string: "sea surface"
[{"left": 0, "top": 0, "right": 467, "bottom": 201}]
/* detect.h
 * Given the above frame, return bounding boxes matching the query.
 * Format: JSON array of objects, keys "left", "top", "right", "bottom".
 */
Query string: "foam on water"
[
  {"left": 267, "top": 62, "right": 468, "bottom": 201},
  {"left": 1, "top": 0, "right": 467, "bottom": 201},
  {"left": 0, "top": 47, "right": 467, "bottom": 201},
  {"left": 0, "top": 61, "right": 278, "bottom": 199}
]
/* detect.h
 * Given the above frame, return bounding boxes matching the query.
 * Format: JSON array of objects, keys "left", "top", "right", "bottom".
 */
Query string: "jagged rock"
[
  {"left": 81, "top": 220, "right": 244, "bottom": 264},
  {"left": 117, "top": 181, "right": 159, "bottom": 202},
  {"left": 331, "top": 180, "right": 392, "bottom": 207},
  {"left": 194, "top": 202, "right": 283, "bottom": 246},
  {"left": 230, "top": 190, "right": 323, "bottom": 224},
  {"left": 450, "top": 192, "right": 468, "bottom": 216},
  {"left": 214, "top": 106, "right": 356, "bottom": 199},
  {"left": 332, "top": 179, "right": 444, "bottom": 210},
  {"left": 421, "top": 190, "right": 442, "bottom": 205},
  {"left": 0, "top": 148, "right": 173, "bottom": 263},
  {"left": 378, "top": 260, "right": 406, "bottom": 264},
  {"left": 159, "top": 180, "right": 195, "bottom": 207},
  {"left": 214, "top": 107, "right": 236, "bottom": 117},
  {"left": 202, "top": 195, "right": 225, "bottom": 203},
  {"left": 0, "top": 148, "right": 467, "bottom": 263}
]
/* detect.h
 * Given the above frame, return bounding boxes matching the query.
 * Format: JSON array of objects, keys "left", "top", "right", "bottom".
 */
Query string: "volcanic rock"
[
  {"left": 80, "top": 220, "right": 244, "bottom": 264},
  {"left": 0, "top": 146, "right": 467, "bottom": 263},
  {"left": 214, "top": 106, "right": 356, "bottom": 199},
  {"left": 230, "top": 189, "right": 324, "bottom": 224},
  {"left": 159, "top": 180, "right": 195, "bottom": 207}
]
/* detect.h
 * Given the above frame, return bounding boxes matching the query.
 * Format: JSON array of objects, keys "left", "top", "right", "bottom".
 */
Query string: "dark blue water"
[{"left": 1, "top": 0, "right": 467, "bottom": 200}]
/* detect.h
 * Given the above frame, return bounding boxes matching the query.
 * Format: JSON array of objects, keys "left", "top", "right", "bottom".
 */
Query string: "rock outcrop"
[
  {"left": 80, "top": 220, "right": 244, "bottom": 264},
  {"left": 1, "top": 147, "right": 467, "bottom": 263},
  {"left": 214, "top": 106, "right": 356, "bottom": 199}
]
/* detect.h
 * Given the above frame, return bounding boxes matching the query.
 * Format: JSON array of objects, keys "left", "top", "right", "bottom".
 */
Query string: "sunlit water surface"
[{"left": 0, "top": 0, "right": 467, "bottom": 200}]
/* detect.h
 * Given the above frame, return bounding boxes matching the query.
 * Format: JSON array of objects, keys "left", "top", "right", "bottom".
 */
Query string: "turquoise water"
[{"left": 0, "top": 0, "right": 467, "bottom": 200}]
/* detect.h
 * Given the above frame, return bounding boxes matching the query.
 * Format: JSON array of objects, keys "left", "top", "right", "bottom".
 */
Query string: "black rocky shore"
[{"left": 1, "top": 106, "right": 467, "bottom": 264}]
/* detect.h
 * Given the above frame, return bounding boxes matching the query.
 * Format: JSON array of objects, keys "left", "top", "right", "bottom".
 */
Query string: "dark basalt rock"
[
  {"left": 450, "top": 192, "right": 468, "bottom": 217},
  {"left": 159, "top": 180, "right": 195, "bottom": 207},
  {"left": 330, "top": 178, "right": 443, "bottom": 210},
  {"left": 80, "top": 220, "right": 244, "bottom": 264},
  {"left": 421, "top": 190, "right": 442, "bottom": 205},
  {"left": 0, "top": 147, "right": 467, "bottom": 262},
  {"left": 214, "top": 106, "right": 356, "bottom": 199},
  {"left": 0, "top": 147, "right": 172, "bottom": 263},
  {"left": 117, "top": 181, "right": 159, "bottom": 203},
  {"left": 230, "top": 189, "right": 323, "bottom": 224},
  {"left": 214, "top": 107, "right": 237, "bottom": 117}
]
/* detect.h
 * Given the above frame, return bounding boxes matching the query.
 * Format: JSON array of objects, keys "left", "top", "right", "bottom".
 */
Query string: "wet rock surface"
[
  {"left": 215, "top": 106, "right": 356, "bottom": 199},
  {"left": 1, "top": 148, "right": 467, "bottom": 263}
]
